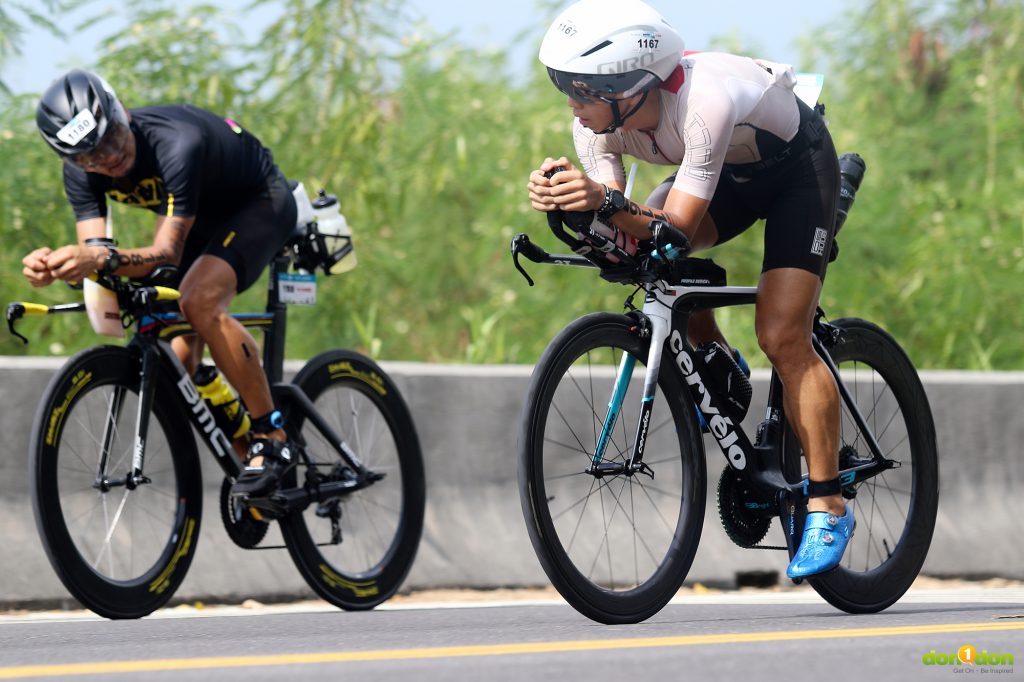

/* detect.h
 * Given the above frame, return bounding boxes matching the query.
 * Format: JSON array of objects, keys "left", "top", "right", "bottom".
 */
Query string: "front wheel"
[
  {"left": 30, "top": 346, "right": 203, "bottom": 619},
  {"left": 518, "top": 313, "right": 706, "bottom": 624},
  {"left": 784, "top": 318, "right": 939, "bottom": 613},
  {"left": 280, "top": 350, "right": 425, "bottom": 610}
]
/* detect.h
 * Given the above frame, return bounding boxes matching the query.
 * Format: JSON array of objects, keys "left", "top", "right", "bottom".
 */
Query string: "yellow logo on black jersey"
[{"left": 108, "top": 176, "right": 166, "bottom": 209}]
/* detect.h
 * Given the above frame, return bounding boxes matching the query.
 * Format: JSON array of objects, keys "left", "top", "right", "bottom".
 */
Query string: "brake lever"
[
  {"left": 6, "top": 304, "right": 29, "bottom": 345},
  {"left": 511, "top": 234, "right": 542, "bottom": 286}
]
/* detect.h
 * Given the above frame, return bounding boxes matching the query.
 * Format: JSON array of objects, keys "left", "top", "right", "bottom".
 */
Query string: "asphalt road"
[{"left": 0, "top": 587, "right": 1021, "bottom": 681}]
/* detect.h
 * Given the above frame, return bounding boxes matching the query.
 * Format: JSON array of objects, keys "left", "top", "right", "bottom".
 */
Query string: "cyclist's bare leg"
[
  {"left": 683, "top": 213, "right": 734, "bottom": 352},
  {"left": 171, "top": 335, "right": 203, "bottom": 375},
  {"left": 173, "top": 333, "right": 256, "bottom": 461},
  {"left": 754, "top": 267, "right": 844, "bottom": 516},
  {"left": 177, "top": 255, "right": 286, "bottom": 465}
]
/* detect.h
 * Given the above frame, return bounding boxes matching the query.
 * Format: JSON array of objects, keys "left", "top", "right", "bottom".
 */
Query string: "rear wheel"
[
  {"left": 30, "top": 346, "right": 202, "bottom": 619},
  {"left": 783, "top": 318, "right": 939, "bottom": 613},
  {"left": 280, "top": 350, "right": 425, "bottom": 610},
  {"left": 518, "top": 313, "right": 706, "bottom": 624}
]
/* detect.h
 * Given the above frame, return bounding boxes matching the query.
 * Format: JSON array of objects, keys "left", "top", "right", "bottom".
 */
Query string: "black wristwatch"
[
  {"left": 101, "top": 246, "right": 126, "bottom": 275},
  {"left": 597, "top": 185, "right": 627, "bottom": 221}
]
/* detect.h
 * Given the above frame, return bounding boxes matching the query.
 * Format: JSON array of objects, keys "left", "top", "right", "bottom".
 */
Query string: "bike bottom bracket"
[
  {"left": 220, "top": 477, "right": 270, "bottom": 549},
  {"left": 717, "top": 467, "right": 772, "bottom": 549}
]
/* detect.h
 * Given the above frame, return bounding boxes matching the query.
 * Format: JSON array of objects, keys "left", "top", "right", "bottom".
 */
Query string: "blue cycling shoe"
[
  {"left": 786, "top": 505, "right": 856, "bottom": 579},
  {"left": 696, "top": 348, "right": 751, "bottom": 432}
]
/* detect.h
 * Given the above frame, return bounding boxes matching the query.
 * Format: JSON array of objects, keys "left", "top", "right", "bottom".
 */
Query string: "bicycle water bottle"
[
  {"left": 193, "top": 364, "right": 251, "bottom": 439},
  {"left": 312, "top": 189, "right": 357, "bottom": 275},
  {"left": 697, "top": 342, "right": 753, "bottom": 421},
  {"left": 834, "top": 153, "right": 866, "bottom": 234}
]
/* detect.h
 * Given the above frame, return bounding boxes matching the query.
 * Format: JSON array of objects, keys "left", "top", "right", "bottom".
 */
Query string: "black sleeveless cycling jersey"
[{"left": 63, "top": 104, "right": 277, "bottom": 224}]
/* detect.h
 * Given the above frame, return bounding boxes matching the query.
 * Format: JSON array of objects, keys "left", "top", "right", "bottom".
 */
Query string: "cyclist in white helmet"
[{"left": 527, "top": 0, "right": 852, "bottom": 580}]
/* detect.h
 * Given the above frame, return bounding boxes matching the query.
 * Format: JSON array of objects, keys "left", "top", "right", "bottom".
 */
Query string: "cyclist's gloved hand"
[{"left": 649, "top": 219, "right": 691, "bottom": 261}]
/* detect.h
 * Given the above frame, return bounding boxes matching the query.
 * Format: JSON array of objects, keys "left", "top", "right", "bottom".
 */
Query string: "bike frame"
[
  {"left": 95, "top": 252, "right": 371, "bottom": 502},
  {"left": 598, "top": 280, "right": 896, "bottom": 510}
]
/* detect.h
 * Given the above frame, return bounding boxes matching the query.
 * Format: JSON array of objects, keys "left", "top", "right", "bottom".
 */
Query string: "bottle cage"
[{"left": 289, "top": 220, "right": 353, "bottom": 275}]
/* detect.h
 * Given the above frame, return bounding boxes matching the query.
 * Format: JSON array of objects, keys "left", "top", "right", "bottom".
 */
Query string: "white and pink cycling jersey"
[{"left": 574, "top": 52, "right": 803, "bottom": 201}]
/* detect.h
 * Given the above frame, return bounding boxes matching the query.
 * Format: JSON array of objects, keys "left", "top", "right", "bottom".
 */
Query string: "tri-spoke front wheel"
[{"left": 518, "top": 313, "right": 706, "bottom": 624}]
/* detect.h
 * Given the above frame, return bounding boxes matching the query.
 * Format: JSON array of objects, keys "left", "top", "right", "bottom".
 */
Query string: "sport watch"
[
  {"left": 596, "top": 185, "right": 627, "bottom": 221},
  {"left": 101, "top": 246, "right": 126, "bottom": 275}
]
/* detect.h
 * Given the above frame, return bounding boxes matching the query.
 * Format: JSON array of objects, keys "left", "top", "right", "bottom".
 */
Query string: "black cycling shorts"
[
  {"left": 176, "top": 167, "right": 298, "bottom": 292},
  {"left": 650, "top": 103, "right": 841, "bottom": 280}
]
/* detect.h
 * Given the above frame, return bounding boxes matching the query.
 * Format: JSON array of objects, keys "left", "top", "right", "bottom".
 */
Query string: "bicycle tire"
[
  {"left": 280, "top": 350, "right": 425, "bottom": 610},
  {"left": 783, "top": 317, "right": 939, "bottom": 613},
  {"left": 29, "top": 345, "right": 203, "bottom": 619},
  {"left": 518, "top": 313, "right": 706, "bottom": 624}
]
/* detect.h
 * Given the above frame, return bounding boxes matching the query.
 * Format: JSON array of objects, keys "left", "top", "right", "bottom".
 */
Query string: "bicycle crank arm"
[{"left": 242, "top": 473, "right": 382, "bottom": 516}]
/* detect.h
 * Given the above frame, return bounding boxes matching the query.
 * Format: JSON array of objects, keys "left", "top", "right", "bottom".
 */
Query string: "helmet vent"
[{"left": 581, "top": 40, "right": 612, "bottom": 57}]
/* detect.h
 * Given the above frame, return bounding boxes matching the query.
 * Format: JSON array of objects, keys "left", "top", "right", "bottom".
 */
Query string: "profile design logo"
[{"left": 921, "top": 643, "right": 1014, "bottom": 669}]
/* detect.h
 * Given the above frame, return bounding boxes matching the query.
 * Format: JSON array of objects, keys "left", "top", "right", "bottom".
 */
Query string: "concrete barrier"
[{"left": 0, "top": 357, "right": 1021, "bottom": 609}]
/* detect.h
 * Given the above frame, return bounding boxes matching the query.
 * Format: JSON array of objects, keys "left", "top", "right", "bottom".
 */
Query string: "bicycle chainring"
[
  {"left": 717, "top": 467, "right": 772, "bottom": 549},
  {"left": 220, "top": 477, "right": 271, "bottom": 549}
]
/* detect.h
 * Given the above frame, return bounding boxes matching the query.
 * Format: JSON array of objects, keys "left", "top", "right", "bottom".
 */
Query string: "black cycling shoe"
[{"left": 230, "top": 438, "right": 296, "bottom": 499}]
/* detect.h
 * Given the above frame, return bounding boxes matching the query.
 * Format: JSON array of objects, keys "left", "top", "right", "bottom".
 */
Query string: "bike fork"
[
  {"left": 591, "top": 312, "right": 670, "bottom": 477},
  {"left": 94, "top": 344, "right": 157, "bottom": 492}
]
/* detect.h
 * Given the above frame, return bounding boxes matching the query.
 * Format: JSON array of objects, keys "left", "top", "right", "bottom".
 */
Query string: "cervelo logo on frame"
[
  {"left": 669, "top": 330, "right": 747, "bottom": 469},
  {"left": 921, "top": 644, "right": 1014, "bottom": 668}
]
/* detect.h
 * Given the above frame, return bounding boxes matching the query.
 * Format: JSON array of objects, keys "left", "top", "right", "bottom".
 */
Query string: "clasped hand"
[
  {"left": 527, "top": 156, "right": 605, "bottom": 213},
  {"left": 22, "top": 245, "right": 105, "bottom": 288}
]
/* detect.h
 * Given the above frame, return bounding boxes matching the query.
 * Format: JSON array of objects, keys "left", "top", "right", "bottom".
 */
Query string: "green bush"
[{"left": 1, "top": 0, "right": 1020, "bottom": 369}]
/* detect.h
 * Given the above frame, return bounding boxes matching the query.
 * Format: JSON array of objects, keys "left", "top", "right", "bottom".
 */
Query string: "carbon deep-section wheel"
[
  {"left": 518, "top": 313, "right": 706, "bottom": 624},
  {"left": 30, "top": 345, "right": 202, "bottom": 619},
  {"left": 280, "top": 350, "right": 425, "bottom": 610}
]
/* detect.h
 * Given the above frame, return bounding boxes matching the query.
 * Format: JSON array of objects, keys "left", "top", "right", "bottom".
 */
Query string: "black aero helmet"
[{"left": 36, "top": 69, "right": 129, "bottom": 158}]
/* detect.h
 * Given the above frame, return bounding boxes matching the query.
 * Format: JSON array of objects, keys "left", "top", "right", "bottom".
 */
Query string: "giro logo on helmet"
[{"left": 596, "top": 53, "right": 657, "bottom": 75}]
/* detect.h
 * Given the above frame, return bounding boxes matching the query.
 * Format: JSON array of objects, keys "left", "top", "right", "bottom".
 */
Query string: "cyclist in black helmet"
[
  {"left": 527, "top": 0, "right": 852, "bottom": 580},
  {"left": 23, "top": 69, "right": 296, "bottom": 500}
]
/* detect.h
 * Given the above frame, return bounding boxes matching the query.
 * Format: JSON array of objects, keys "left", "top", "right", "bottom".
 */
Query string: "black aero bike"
[
  {"left": 510, "top": 157, "right": 938, "bottom": 624},
  {"left": 7, "top": 217, "right": 425, "bottom": 619}
]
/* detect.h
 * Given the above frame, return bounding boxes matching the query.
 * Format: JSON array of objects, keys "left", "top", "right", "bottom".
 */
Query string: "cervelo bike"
[
  {"left": 7, "top": 201, "right": 425, "bottom": 619},
  {"left": 509, "top": 156, "right": 938, "bottom": 624}
]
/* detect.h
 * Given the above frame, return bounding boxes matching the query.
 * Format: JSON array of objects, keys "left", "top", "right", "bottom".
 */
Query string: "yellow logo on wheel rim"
[{"left": 326, "top": 361, "right": 387, "bottom": 396}]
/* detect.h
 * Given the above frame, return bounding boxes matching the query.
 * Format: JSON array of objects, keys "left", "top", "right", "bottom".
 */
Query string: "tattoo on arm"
[
  {"left": 627, "top": 200, "right": 672, "bottom": 223},
  {"left": 129, "top": 251, "right": 174, "bottom": 266}
]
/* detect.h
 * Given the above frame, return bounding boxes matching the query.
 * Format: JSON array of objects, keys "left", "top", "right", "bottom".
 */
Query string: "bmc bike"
[
  {"left": 509, "top": 157, "right": 938, "bottom": 624},
  {"left": 7, "top": 206, "right": 425, "bottom": 619}
]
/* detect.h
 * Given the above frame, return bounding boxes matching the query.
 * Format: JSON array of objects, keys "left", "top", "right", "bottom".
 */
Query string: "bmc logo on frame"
[{"left": 922, "top": 644, "right": 1014, "bottom": 671}]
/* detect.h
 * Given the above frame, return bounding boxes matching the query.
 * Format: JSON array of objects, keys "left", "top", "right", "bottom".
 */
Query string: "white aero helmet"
[{"left": 540, "top": 0, "right": 684, "bottom": 131}]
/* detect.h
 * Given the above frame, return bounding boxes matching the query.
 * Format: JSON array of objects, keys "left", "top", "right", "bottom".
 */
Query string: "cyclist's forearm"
[
  {"left": 108, "top": 245, "right": 179, "bottom": 277},
  {"left": 604, "top": 187, "right": 709, "bottom": 242},
  {"left": 608, "top": 200, "right": 682, "bottom": 240},
  {"left": 105, "top": 215, "right": 191, "bottom": 278}
]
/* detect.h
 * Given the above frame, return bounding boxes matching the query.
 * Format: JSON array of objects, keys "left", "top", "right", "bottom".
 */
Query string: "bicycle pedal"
[
  {"left": 243, "top": 493, "right": 288, "bottom": 520},
  {"left": 316, "top": 499, "right": 342, "bottom": 519}
]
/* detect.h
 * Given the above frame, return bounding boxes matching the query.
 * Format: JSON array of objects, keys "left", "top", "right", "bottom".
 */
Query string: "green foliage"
[
  {"left": 0, "top": 1, "right": 85, "bottom": 95},
  {"left": 0, "top": 0, "right": 1021, "bottom": 368},
  {"left": 801, "top": 0, "right": 1024, "bottom": 370}
]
